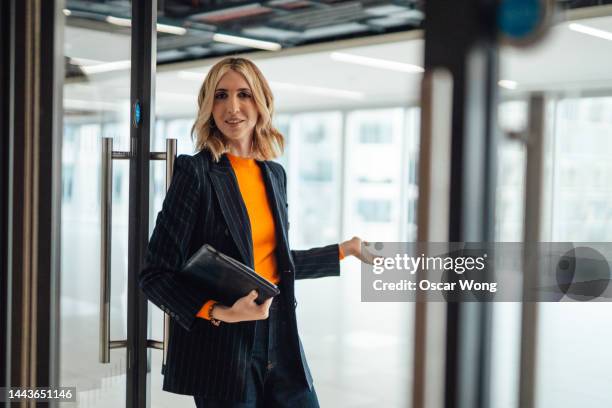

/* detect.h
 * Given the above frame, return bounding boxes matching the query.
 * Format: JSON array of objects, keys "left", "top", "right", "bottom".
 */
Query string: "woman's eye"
[
  {"left": 214, "top": 93, "right": 227, "bottom": 99},
  {"left": 239, "top": 92, "right": 252, "bottom": 98}
]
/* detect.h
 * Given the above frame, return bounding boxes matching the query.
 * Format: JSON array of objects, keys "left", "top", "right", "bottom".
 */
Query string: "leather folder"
[{"left": 181, "top": 244, "right": 279, "bottom": 305}]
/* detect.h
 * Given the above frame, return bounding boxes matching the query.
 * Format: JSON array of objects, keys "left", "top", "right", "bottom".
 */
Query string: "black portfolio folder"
[{"left": 181, "top": 244, "right": 280, "bottom": 306}]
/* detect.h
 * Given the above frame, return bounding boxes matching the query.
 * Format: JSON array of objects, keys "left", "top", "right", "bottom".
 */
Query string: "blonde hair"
[{"left": 191, "top": 57, "right": 284, "bottom": 161}]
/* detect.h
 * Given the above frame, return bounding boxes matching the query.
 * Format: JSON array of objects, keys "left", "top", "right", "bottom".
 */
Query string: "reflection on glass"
[
  {"left": 537, "top": 96, "right": 612, "bottom": 408},
  {"left": 489, "top": 97, "right": 612, "bottom": 408},
  {"left": 61, "top": 18, "right": 131, "bottom": 407}
]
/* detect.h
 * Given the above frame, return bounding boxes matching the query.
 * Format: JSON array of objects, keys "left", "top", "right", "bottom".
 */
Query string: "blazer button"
[{"left": 294, "top": 299, "right": 298, "bottom": 308}]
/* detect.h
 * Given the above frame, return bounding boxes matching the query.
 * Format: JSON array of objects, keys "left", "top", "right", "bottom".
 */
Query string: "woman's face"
[{"left": 211, "top": 69, "right": 259, "bottom": 146}]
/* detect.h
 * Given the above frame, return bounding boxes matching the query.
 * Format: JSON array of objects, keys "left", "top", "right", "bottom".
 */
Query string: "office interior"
[{"left": 3, "top": 0, "right": 612, "bottom": 407}]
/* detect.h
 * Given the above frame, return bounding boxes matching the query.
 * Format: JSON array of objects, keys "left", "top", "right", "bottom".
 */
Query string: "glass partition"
[{"left": 61, "top": 18, "right": 132, "bottom": 407}]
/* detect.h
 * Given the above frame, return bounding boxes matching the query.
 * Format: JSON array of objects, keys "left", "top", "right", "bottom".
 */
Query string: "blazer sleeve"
[
  {"left": 275, "top": 162, "right": 341, "bottom": 280},
  {"left": 139, "top": 155, "right": 209, "bottom": 331}
]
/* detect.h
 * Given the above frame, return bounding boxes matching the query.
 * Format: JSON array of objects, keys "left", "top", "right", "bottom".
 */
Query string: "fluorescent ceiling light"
[
  {"left": 212, "top": 33, "right": 281, "bottom": 51},
  {"left": 157, "top": 23, "right": 188, "bottom": 36},
  {"left": 81, "top": 60, "right": 131, "bottom": 74},
  {"left": 330, "top": 52, "right": 424, "bottom": 73},
  {"left": 106, "top": 16, "right": 187, "bottom": 35},
  {"left": 269, "top": 81, "right": 364, "bottom": 100},
  {"left": 498, "top": 79, "right": 517, "bottom": 90},
  {"left": 106, "top": 16, "right": 131, "bottom": 27},
  {"left": 69, "top": 57, "right": 105, "bottom": 66},
  {"left": 568, "top": 23, "right": 612, "bottom": 41}
]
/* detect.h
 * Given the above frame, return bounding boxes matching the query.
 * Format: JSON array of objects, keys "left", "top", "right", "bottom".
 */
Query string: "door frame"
[
  {"left": 2, "top": 0, "right": 64, "bottom": 399},
  {"left": 127, "top": 1, "right": 157, "bottom": 407}
]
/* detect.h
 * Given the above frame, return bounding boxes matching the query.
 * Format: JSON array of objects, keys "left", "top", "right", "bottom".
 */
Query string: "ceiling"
[
  {"left": 64, "top": 0, "right": 612, "bottom": 65},
  {"left": 63, "top": 3, "right": 612, "bottom": 118},
  {"left": 66, "top": 0, "right": 424, "bottom": 64}
]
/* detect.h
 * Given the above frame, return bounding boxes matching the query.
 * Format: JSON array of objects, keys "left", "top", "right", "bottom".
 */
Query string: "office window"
[
  {"left": 344, "top": 108, "right": 404, "bottom": 241},
  {"left": 356, "top": 199, "right": 392, "bottom": 223},
  {"left": 359, "top": 121, "right": 393, "bottom": 144},
  {"left": 286, "top": 111, "right": 342, "bottom": 249}
]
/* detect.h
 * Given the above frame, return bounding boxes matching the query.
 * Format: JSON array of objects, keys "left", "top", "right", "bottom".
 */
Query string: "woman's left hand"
[{"left": 339, "top": 236, "right": 378, "bottom": 264}]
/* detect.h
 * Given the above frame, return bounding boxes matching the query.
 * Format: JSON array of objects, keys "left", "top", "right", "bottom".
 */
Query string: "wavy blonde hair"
[{"left": 191, "top": 57, "right": 284, "bottom": 161}]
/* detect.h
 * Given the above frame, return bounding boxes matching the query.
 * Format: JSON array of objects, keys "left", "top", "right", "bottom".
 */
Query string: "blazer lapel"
[
  {"left": 258, "top": 161, "right": 291, "bottom": 257},
  {"left": 208, "top": 155, "right": 254, "bottom": 267}
]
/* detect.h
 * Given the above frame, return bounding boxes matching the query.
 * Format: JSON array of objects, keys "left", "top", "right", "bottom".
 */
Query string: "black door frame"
[
  {"left": 127, "top": 0, "right": 157, "bottom": 407},
  {"left": 0, "top": 0, "right": 11, "bottom": 390},
  {"left": 2, "top": 0, "right": 64, "bottom": 398}
]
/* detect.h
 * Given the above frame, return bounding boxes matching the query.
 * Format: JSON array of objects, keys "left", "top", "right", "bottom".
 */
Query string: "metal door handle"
[
  {"left": 100, "top": 137, "right": 131, "bottom": 363},
  {"left": 99, "top": 138, "right": 176, "bottom": 364}
]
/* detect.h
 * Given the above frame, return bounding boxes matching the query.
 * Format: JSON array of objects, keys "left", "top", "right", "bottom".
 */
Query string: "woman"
[{"left": 140, "top": 57, "right": 371, "bottom": 407}]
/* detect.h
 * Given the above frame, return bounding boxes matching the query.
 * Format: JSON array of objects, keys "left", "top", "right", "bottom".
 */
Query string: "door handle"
[
  {"left": 99, "top": 137, "right": 131, "bottom": 363},
  {"left": 99, "top": 138, "right": 176, "bottom": 364}
]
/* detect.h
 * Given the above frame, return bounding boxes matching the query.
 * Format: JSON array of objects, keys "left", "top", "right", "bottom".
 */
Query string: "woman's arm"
[
  {"left": 291, "top": 244, "right": 342, "bottom": 280},
  {"left": 290, "top": 237, "right": 376, "bottom": 280}
]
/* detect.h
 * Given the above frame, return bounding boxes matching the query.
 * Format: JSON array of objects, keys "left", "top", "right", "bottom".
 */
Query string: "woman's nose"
[{"left": 227, "top": 96, "right": 240, "bottom": 113}]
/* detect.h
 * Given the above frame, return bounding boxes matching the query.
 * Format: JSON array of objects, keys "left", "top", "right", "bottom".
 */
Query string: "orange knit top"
[{"left": 197, "top": 153, "right": 345, "bottom": 320}]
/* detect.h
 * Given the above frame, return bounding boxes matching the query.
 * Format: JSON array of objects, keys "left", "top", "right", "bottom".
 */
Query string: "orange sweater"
[{"left": 197, "top": 154, "right": 345, "bottom": 320}]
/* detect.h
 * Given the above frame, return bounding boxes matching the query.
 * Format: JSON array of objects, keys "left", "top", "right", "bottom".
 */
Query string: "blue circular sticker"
[{"left": 499, "top": 0, "right": 544, "bottom": 40}]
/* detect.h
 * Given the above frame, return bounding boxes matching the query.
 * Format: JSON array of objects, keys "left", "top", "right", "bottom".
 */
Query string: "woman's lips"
[{"left": 225, "top": 120, "right": 244, "bottom": 127}]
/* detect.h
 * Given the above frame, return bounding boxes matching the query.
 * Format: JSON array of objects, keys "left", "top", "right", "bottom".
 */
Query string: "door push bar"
[{"left": 100, "top": 137, "right": 177, "bottom": 365}]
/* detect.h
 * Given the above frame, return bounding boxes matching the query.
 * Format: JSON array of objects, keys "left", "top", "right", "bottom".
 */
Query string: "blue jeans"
[{"left": 194, "top": 298, "right": 319, "bottom": 408}]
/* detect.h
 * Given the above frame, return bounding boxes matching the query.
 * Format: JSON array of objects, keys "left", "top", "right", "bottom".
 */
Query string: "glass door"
[
  {"left": 60, "top": 1, "right": 157, "bottom": 407},
  {"left": 61, "top": 4, "right": 133, "bottom": 406}
]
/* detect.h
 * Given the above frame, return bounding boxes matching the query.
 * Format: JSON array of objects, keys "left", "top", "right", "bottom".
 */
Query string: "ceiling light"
[
  {"left": 498, "top": 80, "right": 517, "bottom": 90},
  {"left": 157, "top": 23, "right": 188, "bottom": 35},
  {"left": 568, "top": 23, "right": 612, "bottom": 41},
  {"left": 330, "top": 52, "right": 424, "bottom": 73},
  {"left": 69, "top": 57, "right": 105, "bottom": 66},
  {"left": 212, "top": 33, "right": 281, "bottom": 51},
  {"left": 269, "top": 81, "right": 364, "bottom": 100},
  {"left": 106, "top": 16, "right": 131, "bottom": 27},
  {"left": 106, "top": 16, "right": 187, "bottom": 35},
  {"left": 63, "top": 9, "right": 71, "bottom": 16},
  {"left": 80, "top": 60, "right": 131, "bottom": 74}
]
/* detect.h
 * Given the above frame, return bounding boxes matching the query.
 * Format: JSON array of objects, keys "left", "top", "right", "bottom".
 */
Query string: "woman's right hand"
[{"left": 212, "top": 290, "right": 272, "bottom": 323}]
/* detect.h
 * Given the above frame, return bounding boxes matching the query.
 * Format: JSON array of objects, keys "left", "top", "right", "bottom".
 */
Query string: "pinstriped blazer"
[{"left": 139, "top": 149, "right": 341, "bottom": 401}]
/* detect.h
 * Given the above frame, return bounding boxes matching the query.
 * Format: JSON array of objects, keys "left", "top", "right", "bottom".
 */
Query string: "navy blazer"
[{"left": 139, "top": 150, "right": 341, "bottom": 401}]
